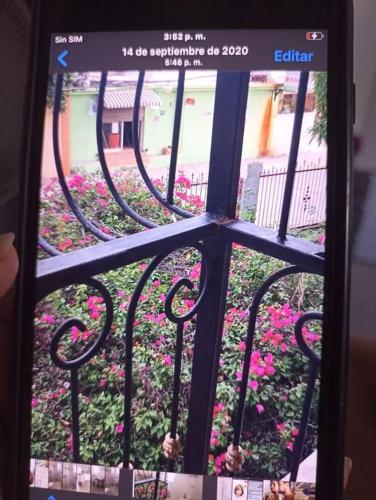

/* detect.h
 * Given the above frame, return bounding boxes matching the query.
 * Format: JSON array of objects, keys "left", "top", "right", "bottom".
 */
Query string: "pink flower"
[
  {"left": 210, "top": 438, "right": 219, "bottom": 446},
  {"left": 256, "top": 403, "right": 264, "bottom": 414},
  {"left": 189, "top": 263, "right": 201, "bottom": 281},
  {"left": 115, "top": 423, "right": 124, "bottom": 434},
  {"left": 99, "top": 378, "right": 107, "bottom": 388},
  {"left": 31, "top": 398, "right": 39, "bottom": 408},
  {"left": 95, "top": 182, "right": 107, "bottom": 196},
  {"left": 276, "top": 422, "right": 286, "bottom": 432},
  {"left": 264, "top": 365, "right": 276, "bottom": 377},
  {"left": 70, "top": 326, "right": 81, "bottom": 343},
  {"left": 57, "top": 238, "right": 73, "bottom": 251},
  {"left": 41, "top": 314, "right": 55, "bottom": 324},
  {"left": 176, "top": 175, "right": 191, "bottom": 189},
  {"left": 239, "top": 341, "right": 246, "bottom": 352},
  {"left": 213, "top": 402, "right": 224, "bottom": 417},
  {"left": 81, "top": 330, "right": 91, "bottom": 341},
  {"left": 67, "top": 435, "right": 73, "bottom": 451},
  {"left": 264, "top": 353, "right": 274, "bottom": 365},
  {"left": 117, "top": 369, "right": 125, "bottom": 378},
  {"left": 286, "top": 441, "right": 294, "bottom": 451},
  {"left": 153, "top": 280, "right": 161, "bottom": 287},
  {"left": 62, "top": 214, "right": 74, "bottom": 222},
  {"left": 164, "top": 355, "right": 172, "bottom": 366},
  {"left": 214, "top": 453, "right": 226, "bottom": 474},
  {"left": 281, "top": 342, "right": 289, "bottom": 353},
  {"left": 184, "top": 299, "right": 195, "bottom": 309},
  {"left": 97, "top": 199, "right": 109, "bottom": 208},
  {"left": 248, "top": 380, "right": 259, "bottom": 391},
  {"left": 68, "top": 174, "right": 84, "bottom": 188},
  {"left": 117, "top": 290, "right": 126, "bottom": 297},
  {"left": 236, "top": 370, "right": 243, "bottom": 381},
  {"left": 291, "top": 427, "right": 299, "bottom": 437}
]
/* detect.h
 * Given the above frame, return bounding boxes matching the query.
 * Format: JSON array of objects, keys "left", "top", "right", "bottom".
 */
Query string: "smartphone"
[{"left": 12, "top": 0, "right": 352, "bottom": 499}]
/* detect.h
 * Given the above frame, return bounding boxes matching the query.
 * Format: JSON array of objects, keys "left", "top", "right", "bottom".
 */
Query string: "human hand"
[{"left": 0, "top": 233, "right": 18, "bottom": 297}]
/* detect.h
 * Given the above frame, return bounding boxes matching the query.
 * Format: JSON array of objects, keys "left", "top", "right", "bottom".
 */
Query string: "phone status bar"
[{"left": 49, "top": 29, "right": 327, "bottom": 73}]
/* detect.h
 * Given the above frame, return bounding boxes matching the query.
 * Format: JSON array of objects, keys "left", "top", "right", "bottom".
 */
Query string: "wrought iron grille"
[{"left": 36, "top": 69, "right": 324, "bottom": 481}]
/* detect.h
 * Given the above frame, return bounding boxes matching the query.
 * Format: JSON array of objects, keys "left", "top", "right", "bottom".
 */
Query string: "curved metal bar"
[
  {"left": 123, "top": 243, "right": 209, "bottom": 467},
  {"left": 53, "top": 74, "right": 113, "bottom": 242},
  {"left": 132, "top": 71, "right": 193, "bottom": 219},
  {"left": 294, "top": 312, "right": 322, "bottom": 365},
  {"left": 47, "top": 277, "right": 114, "bottom": 461},
  {"left": 290, "top": 312, "right": 322, "bottom": 482},
  {"left": 232, "top": 265, "right": 320, "bottom": 446},
  {"left": 38, "top": 235, "right": 62, "bottom": 256},
  {"left": 96, "top": 72, "right": 157, "bottom": 229}
]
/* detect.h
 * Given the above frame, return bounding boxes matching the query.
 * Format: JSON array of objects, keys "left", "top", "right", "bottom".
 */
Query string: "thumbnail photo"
[
  {"left": 133, "top": 470, "right": 203, "bottom": 499},
  {"left": 217, "top": 477, "right": 233, "bottom": 499},
  {"left": 104, "top": 466, "right": 120, "bottom": 496},
  {"left": 263, "top": 480, "right": 295, "bottom": 499},
  {"left": 293, "top": 482, "right": 316, "bottom": 499},
  {"left": 247, "top": 481, "right": 264, "bottom": 500},
  {"left": 34, "top": 459, "right": 49, "bottom": 488},
  {"left": 48, "top": 461, "right": 63, "bottom": 489},
  {"left": 76, "top": 463, "right": 91, "bottom": 493},
  {"left": 91, "top": 465, "right": 106, "bottom": 494},
  {"left": 29, "top": 459, "right": 36, "bottom": 487},
  {"left": 62, "top": 462, "right": 77, "bottom": 491},
  {"left": 232, "top": 479, "right": 248, "bottom": 499}
]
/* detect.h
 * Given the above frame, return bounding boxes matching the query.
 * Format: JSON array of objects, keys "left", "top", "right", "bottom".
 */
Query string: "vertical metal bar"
[
  {"left": 167, "top": 71, "right": 185, "bottom": 204},
  {"left": 184, "top": 72, "right": 249, "bottom": 474},
  {"left": 206, "top": 72, "right": 250, "bottom": 218},
  {"left": 290, "top": 363, "right": 320, "bottom": 481},
  {"left": 270, "top": 171, "right": 279, "bottom": 228},
  {"left": 278, "top": 72, "right": 309, "bottom": 241},
  {"left": 153, "top": 470, "right": 160, "bottom": 500},
  {"left": 70, "top": 368, "right": 80, "bottom": 462},
  {"left": 290, "top": 167, "right": 301, "bottom": 228},
  {"left": 170, "top": 323, "right": 184, "bottom": 438}
]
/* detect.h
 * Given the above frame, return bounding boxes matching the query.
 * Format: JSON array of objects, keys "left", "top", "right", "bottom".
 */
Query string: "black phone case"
[{"left": 11, "top": 1, "right": 352, "bottom": 499}]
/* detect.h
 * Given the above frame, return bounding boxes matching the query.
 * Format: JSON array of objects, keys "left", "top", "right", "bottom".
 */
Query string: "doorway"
[{"left": 123, "top": 120, "right": 142, "bottom": 149}]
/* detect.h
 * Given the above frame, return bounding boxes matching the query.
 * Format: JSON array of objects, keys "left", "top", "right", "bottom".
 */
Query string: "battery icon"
[{"left": 306, "top": 32, "right": 324, "bottom": 41}]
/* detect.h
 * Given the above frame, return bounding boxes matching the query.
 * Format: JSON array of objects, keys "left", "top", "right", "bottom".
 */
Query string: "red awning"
[{"left": 104, "top": 90, "right": 161, "bottom": 109}]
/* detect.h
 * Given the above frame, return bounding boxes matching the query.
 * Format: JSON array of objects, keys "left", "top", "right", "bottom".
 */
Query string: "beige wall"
[{"left": 41, "top": 99, "right": 71, "bottom": 179}]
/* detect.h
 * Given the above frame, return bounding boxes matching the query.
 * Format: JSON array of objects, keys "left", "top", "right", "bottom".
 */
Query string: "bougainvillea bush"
[{"left": 32, "top": 169, "right": 324, "bottom": 479}]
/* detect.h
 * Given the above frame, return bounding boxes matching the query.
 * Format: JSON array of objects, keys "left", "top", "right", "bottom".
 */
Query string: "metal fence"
[
  {"left": 160, "top": 162, "right": 326, "bottom": 231},
  {"left": 36, "top": 70, "right": 324, "bottom": 480},
  {"left": 256, "top": 162, "right": 326, "bottom": 229}
]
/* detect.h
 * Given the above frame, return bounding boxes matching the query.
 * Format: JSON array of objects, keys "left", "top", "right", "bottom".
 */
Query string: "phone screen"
[{"left": 30, "top": 29, "right": 327, "bottom": 499}]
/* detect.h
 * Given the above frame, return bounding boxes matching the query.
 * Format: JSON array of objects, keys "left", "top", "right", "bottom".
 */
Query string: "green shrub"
[{"left": 33, "top": 171, "right": 323, "bottom": 479}]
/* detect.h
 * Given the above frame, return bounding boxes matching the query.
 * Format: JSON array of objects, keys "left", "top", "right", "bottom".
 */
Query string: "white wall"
[{"left": 269, "top": 111, "right": 326, "bottom": 156}]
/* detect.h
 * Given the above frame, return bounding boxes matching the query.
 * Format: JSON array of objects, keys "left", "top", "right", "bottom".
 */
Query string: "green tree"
[{"left": 309, "top": 72, "right": 327, "bottom": 146}]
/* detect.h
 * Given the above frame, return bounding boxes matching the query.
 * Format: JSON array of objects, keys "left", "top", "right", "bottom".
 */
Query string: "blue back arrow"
[{"left": 57, "top": 49, "right": 69, "bottom": 67}]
